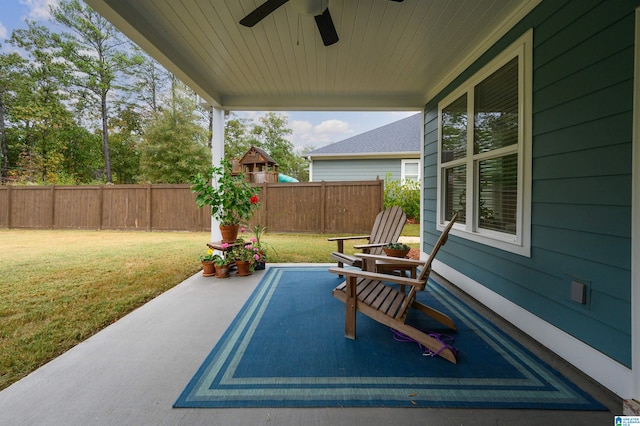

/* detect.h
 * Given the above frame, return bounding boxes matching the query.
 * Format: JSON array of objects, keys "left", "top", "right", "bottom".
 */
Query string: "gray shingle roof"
[{"left": 307, "top": 113, "right": 421, "bottom": 156}]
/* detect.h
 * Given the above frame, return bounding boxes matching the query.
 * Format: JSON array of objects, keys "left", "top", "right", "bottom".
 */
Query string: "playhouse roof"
[{"left": 239, "top": 146, "right": 278, "bottom": 167}]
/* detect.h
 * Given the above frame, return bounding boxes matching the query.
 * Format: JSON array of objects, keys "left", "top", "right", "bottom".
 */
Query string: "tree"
[
  {"left": 224, "top": 114, "right": 253, "bottom": 160},
  {"left": 139, "top": 77, "right": 210, "bottom": 183},
  {"left": 250, "top": 112, "right": 308, "bottom": 181},
  {"left": 0, "top": 51, "right": 27, "bottom": 183},
  {"left": 108, "top": 104, "right": 142, "bottom": 183},
  {"left": 52, "top": 0, "right": 143, "bottom": 183},
  {"left": 8, "top": 22, "right": 80, "bottom": 183},
  {"left": 132, "top": 50, "right": 170, "bottom": 118}
]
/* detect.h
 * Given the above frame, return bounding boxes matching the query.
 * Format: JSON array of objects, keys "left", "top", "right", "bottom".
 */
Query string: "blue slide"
[{"left": 278, "top": 174, "right": 299, "bottom": 182}]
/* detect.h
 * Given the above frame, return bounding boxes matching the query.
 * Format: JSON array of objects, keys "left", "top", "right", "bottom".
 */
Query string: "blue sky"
[{"left": 0, "top": 0, "right": 419, "bottom": 151}]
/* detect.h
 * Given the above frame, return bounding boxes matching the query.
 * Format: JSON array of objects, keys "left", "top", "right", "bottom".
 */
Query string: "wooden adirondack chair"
[
  {"left": 329, "top": 213, "right": 458, "bottom": 363},
  {"left": 328, "top": 206, "right": 406, "bottom": 271}
]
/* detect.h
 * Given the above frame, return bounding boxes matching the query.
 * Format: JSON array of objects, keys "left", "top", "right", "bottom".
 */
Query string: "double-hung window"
[
  {"left": 401, "top": 159, "right": 420, "bottom": 182},
  {"left": 437, "top": 31, "right": 532, "bottom": 256}
]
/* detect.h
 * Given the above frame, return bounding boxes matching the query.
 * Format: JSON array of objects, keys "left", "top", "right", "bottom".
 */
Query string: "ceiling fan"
[{"left": 240, "top": 0, "right": 405, "bottom": 47}]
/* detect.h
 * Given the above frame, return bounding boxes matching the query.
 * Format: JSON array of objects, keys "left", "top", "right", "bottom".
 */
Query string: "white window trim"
[
  {"left": 436, "top": 29, "right": 532, "bottom": 257},
  {"left": 401, "top": 159, "right": 421, "bottom": 182}
]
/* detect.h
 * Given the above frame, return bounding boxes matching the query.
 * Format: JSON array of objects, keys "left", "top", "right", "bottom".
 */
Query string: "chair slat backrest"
[
  {"left": 417, "top": 213, "right": 458, "bottom": 281},
  {"left": 368, "top": 206, "right": 406, "bottom": 255}
]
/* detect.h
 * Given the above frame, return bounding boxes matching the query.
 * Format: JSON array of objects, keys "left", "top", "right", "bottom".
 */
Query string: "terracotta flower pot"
[
  {"left": 235, "top": 260, "right": 252, "bottom": 276},
  {"left": 201, "top": 261, "right": 215, "bottom": 276},
  {"left": 220, "top": 224, "right": 239, "bottom": 243},
  {"left": 382, "top": 247, "right": 410, "bottom": 258},
  {"left": 215, "top": 264, "right": 230, "bottom": 278}
]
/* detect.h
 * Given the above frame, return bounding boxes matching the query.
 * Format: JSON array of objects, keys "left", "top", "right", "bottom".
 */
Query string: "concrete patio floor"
[{"left": 0, "top": 263, "right": 622, "bottom": 425}]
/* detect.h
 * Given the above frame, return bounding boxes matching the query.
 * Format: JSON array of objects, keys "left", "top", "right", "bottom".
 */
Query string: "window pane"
[
  {"left": 403, "top": 162, "right": 419, "bottom": 182},
  {"left": 404, "top": 162, "right": 419, "bottom": 176},
  {"left": 478, "top": 154, "right": 518, "bottom": 234},
  {"left": 445, "top": 165, "right": 466, "bottom": 224},
  {"left": 441, "top": 94, "right": 467, "bottom": 162},
  {"left": 474, "top": 57, "right": 518, "bottom": 154}
]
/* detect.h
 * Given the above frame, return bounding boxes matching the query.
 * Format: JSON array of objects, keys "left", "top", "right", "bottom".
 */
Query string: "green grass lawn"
[{"left": 0, "top": 226, "right": 420, "bottom": 390}]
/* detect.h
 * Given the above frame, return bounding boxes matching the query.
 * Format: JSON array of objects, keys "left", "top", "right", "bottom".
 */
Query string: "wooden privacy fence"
[{"left": 0, "top": 180, "right": 384, "bottom": 234}]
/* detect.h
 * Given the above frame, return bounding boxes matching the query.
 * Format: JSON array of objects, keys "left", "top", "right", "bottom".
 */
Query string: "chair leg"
[
  {"left": 411, "top": 301, "right": 457, "bottom": 331},
  {"left": 345, "top": 276, "right": 357, "bottom": 339}
]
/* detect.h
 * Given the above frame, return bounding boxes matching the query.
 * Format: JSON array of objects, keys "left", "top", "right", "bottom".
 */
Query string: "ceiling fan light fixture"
[{"left": 290, "top": 0, "right": 329, "bottom": 16}]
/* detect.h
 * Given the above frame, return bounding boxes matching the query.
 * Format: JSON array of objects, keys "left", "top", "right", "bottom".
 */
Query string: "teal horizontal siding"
[
  {"left": 422, "top": 0, "right": 637, "bottom": 366},
  {"left": 534, "top": 112, "right": 632, "bottom": 157},
  {"left": 312, "top": 159, "right": 398, "bottom": 181},
  {"left": 533, "top": 203, "right": 630, "bottom": 238}
]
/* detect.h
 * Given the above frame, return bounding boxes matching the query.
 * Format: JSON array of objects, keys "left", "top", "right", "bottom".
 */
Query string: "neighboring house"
[
  {"left": 85, "top": 0, "right": 640, "bottom": 407},
  {"left": 306, "top": 114, "right": 421, "bottom": 182}
]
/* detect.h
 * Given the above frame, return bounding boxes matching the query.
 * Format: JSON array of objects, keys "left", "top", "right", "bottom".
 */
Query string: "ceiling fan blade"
[
  {"left": 314, "top": 8, "right": 339, "bottom": 46},
  {"left": 389, "top": 0, "right": 404, "bottom": 2},
  {"left": 240, "top": 0, "right": 289, "bottom": 27}
]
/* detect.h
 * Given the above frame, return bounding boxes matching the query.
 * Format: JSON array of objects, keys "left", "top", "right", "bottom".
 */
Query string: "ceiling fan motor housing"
[{"left": 290, "top": 0, "right": 330, "bottom": 16}]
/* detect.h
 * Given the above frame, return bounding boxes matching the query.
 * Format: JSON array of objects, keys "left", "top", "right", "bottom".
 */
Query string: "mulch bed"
[{"left": 407, "top": 248, "right": 420, "bottom": 260}]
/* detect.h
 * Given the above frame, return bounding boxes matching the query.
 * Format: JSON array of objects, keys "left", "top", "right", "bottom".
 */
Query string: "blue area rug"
[{"left": 174, "top": 266, "right": 606, "bottom": 409}]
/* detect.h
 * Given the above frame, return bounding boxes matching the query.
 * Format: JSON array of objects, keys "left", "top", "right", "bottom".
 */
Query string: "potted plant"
[
  {"left": 248, "top": 225, "right": 272, "bottom": 270},
  {"left": 229, "top": 242, "right": 258, "bottom": 276},
  {"left": 191, "top": 160, "right": 261, "bottom": 242},
  {"left": 199, "top": 248, "right": 217, "bottom": 276},
  {"left": 382, "top": 242, "right": 411, "bottom": 258},
  {"left": 211, "top": 253, "right": 230, "bottom": 278}
]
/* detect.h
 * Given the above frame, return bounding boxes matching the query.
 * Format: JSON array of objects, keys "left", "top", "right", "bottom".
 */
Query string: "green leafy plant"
[
  {"left": 191, "top": 160, "right": 261, "bottom": 225},
  {"left": 248, "top": 224, "right": 274, "bottom": 262},
  {"left": 199, "top": 248, "right": 216, "bottom": 262},
  {"left": 211, "top": 253, "right": 227, "bottom": 266},
  {"left": 229, "top": 242, "right": 257, "bottom": 263},
  {"left": 384, "top": 173, "right": 420, "bottom": 221},
  {"left": 385, "top": 242, "right": 410, "bottom": 250}
]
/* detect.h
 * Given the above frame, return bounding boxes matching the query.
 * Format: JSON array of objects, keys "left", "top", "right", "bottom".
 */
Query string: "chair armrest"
[
  {"left": 327, "top": 235, "right": 370, "bottom": 242},
  {"left": 355, "top": 253, "right": 424, "bottom": 267},
  {"left": 328, "top": 235, "right": 371, "bottom": 256},
  {"left": 328, "top": 267, "right": 426, "bottom": 288},
  {"left": 353, "top": 242, "right": 386, "bottom": 250}
]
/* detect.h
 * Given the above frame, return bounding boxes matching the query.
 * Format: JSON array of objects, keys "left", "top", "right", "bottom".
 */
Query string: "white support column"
[{"left": 210, "top": 106, "right": 225, "bottom": 242}]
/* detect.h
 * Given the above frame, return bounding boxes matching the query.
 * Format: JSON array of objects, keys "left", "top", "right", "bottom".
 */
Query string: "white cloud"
[
  {"left": 20, "top": 0, "right": 58, "bottom": 21},
  {"left": 0, "top": 22, "right": 7, "bottom": 40},
  {"left": 314, "top": 119, "right": 351, "bottom": 136},
  {"left": 290, "top": 119, "right": 313, "bottom": 136},
  {"left": 289, "top": 118, "right": 354, "bottom": 151}
]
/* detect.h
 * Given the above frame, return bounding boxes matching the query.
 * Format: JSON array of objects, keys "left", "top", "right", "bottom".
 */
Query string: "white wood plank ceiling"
[{"left": 85, "top": 0, "right": 539, "bottom": 110}]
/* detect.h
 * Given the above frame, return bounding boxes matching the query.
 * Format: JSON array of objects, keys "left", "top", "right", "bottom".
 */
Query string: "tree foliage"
[
  {"left": 139, "top": 78, "right": 210, "bottom": 183},
  {"left": 0, "top": 51, "right": 27, "bottom": 183},
  {"left": 6, "top": 21, "right": 103, "bottom": 184},
  {"left": 1, "top": 7, "right": 309, "bottom": 186},
  {"left": 384, "top": 173, "right": 420, "bottom": 221},
  {"left": 52, "top": 0, "right": 144, "bottom": 183}
]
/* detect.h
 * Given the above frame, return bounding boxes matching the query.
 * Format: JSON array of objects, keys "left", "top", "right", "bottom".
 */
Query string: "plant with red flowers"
[{"left": 191, "top": 160, "right": 261, "bottom": 226}]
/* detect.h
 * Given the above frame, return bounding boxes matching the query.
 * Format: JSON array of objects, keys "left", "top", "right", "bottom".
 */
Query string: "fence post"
[
  {"left": 146, "top": 184, "right": 152, "bottom": 232},
  {"left": 321, "top": 181, "right": 326, "bottom": 234},
  {"left": 6, "top": 185, "right": 11, "bottom": 229},
  {"left": 378, "top": 177, "right": 384, "bottom": 211},
  {"left": 50, "top": 185, "right": 55, "bottom": 229},
  {"left": 98, "top": 185, "right": 103, "bottom": 230},
  {"left": 261, "top": 182, "right": 267, "bottom": 228}
]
